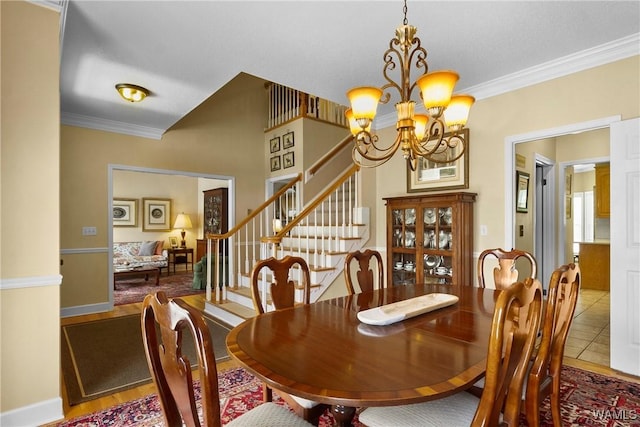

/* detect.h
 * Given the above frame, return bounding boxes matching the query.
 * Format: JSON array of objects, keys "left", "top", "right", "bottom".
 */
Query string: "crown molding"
[
  {"left": 61, "top": 112, "right": 165, "bottom": 140},
  {"left": 374, "top": 33, "right": 640, "bottom": 130}
]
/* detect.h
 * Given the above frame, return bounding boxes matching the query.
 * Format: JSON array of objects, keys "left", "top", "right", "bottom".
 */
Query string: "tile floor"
[{"left": 565, "top": 288, "right": 610, "bottom": 366}]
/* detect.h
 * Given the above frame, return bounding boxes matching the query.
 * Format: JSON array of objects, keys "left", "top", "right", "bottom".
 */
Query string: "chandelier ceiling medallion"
[{"left": 345, "top": 0, "right": 474, "bottom": 169}]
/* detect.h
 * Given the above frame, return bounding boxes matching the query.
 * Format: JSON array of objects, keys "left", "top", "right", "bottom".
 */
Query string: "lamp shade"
[
  {"left": 443, "top": 94, "right": 475, "bottom": 130},
  {"left": 416, "top": 70, "right": 459, "bottom": 110},
  {"left": 413, "top": 114, "right": 429, "bottom": 140},
  {"left": 346, "top": 87, "right": 383, "bottom": 120},
  {"left": 345, "top": 108, "right": 371, "bottom": 135},
  {"left": 173, "top": 213, "right": 192, "bottom": 230}
]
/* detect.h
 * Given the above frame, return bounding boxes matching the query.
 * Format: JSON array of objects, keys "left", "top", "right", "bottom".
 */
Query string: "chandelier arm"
[
  {"left": 406, "top": 38, "right": 428, "bottom": 100},
  {"left": 412, "top": 129, "right": 468, "bottom": 164},
  {"left": 352, "top": 146, "right": 398, "bottom": 169},
  {"left": 381, "top": 47, "right": 404, "bottom": 101},
  {"left": 353, "top": 131, "right": 401, "bottom": 164}
]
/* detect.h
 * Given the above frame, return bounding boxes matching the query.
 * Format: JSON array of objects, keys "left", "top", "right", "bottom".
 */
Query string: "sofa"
[{"left": 113, "top": 241, "right": 168, "bottom": 272}]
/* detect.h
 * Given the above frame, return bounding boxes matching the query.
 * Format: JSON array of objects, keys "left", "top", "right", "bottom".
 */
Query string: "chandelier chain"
[{"left": 403, "top": 0, "right": 408, "bottom": 26}]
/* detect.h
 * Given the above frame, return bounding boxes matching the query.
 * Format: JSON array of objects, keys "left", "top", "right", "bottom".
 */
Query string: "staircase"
[
  {"left": 201, "top": 84, "right": 369, "bottom": 326},
  {"left": 202, "top": 146, "right": 370, "bottom": 327}
]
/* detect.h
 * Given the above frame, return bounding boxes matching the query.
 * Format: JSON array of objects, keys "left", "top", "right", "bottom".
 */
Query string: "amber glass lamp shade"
[
  {"left": 416, "top": 70, "right": 459, "bottom": 112},
  {"left": 443, "top": 95, "right": 475, "bottom": 131},
  {"left": 347, "top": 87, "right": 383, "bottom": 121}
]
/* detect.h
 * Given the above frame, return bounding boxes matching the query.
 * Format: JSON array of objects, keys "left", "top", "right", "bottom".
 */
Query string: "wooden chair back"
[
  {"left": 249, "top": 256, "right": 326, "bottom": 423},
  {"left": 477, "top": 247, "right": 537, "bottom": 289},
  {"left": 473, "top": 277, "right": 543, "bottom": 426},
  {"left": 525, "top": 263, "right": 581, "bottom": 427},
  {"left": 141, "top": 291, "right": 221, "bottom": 427},
  {"left": 250, "top": 255, "right": 311, "bottom": 314},
  {"left": 344, "top": 249, "right": 385, "bottom": 295}
]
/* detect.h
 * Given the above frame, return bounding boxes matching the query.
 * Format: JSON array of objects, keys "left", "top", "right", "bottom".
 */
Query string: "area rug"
[
  {"left": 61, "top": 314, "right": 231, "bottom": 406},
  {"left": 55, "top": 365, "right": 640, "bottom": 426},
  {"left": 114, "top": 272, "right": 203, "bottom": 306}
]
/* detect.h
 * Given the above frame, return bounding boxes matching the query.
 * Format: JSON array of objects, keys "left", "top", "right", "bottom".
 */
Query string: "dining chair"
[
  {"left": 140, "top": 291, "right": 312, "bottom": 427},
  {"left": 250, "top": 256, "right": 327, "bottom": 424},
  {"left": 477, "top": 247, "right": 537, "bottom": 289},
  {"left": 344, "top": 249, "right": 385, "bottom": 295},
  {"left": 525, "top": 263, "right": 580, "bottom": 427},
  {"left": 358, "top": 277, "right": 543, "bottom": 427}
]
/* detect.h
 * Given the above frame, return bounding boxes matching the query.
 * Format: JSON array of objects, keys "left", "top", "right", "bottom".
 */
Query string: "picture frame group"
[{"left": 113, "top": 197, "right": 173, "bottom": 231}]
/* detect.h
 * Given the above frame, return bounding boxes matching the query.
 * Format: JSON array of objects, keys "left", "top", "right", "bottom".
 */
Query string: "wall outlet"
[
  {"left": 480, "top": 225, "right": 488, "bottom": 236},
  {"left": 82, "top": 226, "right": 97, "bottom": 236}
]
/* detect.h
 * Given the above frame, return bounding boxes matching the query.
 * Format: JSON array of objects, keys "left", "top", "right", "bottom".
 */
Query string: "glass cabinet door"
[
  {"left": 391, "top": 208, "right": 417, "bottom": 285},
  {"left": 422, "top": 205, "right": 453, "bottom": 284}
]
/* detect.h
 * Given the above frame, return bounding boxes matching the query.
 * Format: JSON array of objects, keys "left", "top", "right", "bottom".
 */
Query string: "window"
[{"left": 572, "top": 191, "right": 594, "bottom": 254}]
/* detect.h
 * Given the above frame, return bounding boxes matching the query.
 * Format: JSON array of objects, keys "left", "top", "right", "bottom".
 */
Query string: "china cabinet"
[
  {"left": 384, "top": 192, "right": 476, "bottom": 286},
  {"left": 197, "top": 187, "right": 228, "bottom": 261}
]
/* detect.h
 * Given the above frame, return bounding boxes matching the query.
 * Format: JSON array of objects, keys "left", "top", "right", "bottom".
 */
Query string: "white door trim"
[{"left": 504, "top": 115, "right": 621, "bottom": 249}]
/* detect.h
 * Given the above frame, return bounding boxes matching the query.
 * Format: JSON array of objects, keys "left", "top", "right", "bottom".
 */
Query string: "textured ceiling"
[{"left": 59, "top": 1, "right": 640, "bottom": 139}]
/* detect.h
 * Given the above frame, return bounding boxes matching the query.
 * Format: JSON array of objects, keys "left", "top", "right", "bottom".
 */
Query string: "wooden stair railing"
[
  {"left": 203, "top": 129, "right": 361, "bottom": 307},
  {"left": 203, "top": 174, "right": 302, "bottom": 302},
  {"left": 263, "top": 164, "right": 360, "bottom": 248}
]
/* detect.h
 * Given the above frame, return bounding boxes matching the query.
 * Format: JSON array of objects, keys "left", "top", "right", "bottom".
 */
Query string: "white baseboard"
[
  {"left": 61, "top": 301, "right": 112, "bottom": 318},
  {"left": 0, "top": 397, "right": 63, "bottom": 427}
]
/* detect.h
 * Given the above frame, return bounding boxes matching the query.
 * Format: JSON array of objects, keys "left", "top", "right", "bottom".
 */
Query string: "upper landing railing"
[{"left": 266, "top": 83, "right": 349, "bottom": 131}]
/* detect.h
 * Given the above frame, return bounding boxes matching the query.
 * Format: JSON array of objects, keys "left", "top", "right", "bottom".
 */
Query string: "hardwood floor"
[
  {"left": 50, "top": 294, "right": 239, "bottom": 425},
  {"left": 48, "top": 293, "right": 640, "bottom": 425}
]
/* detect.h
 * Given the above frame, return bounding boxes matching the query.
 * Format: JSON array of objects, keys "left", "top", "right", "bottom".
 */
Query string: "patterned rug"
[
  {"left": 114, "top": 271, "right": 204, "bottom": 306},
  {"left": 54, "top": 365, "right": 640, "bottom": 426}
]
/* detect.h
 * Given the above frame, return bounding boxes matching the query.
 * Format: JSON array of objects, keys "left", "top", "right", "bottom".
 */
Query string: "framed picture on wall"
[
  {"left": 283, "top": 151, "right": 294, "bottom": 168},
  {"left": 113, "top": 198, "right": 137, "bottom": 227},
  {"left": 270, "top": 136, "right": 281, "bottom": 153},
  {"left": 407, "top": 129, "right": 469, "bottom": 192},
  {"left": 142, "top": 198, "right": 172, "bottom": 231},
  {"left": 270, "top": 155, "right": 281, "bottom": 171},
  {"left": 283, "top": 131, "right": 295, "bottom": 149},
  {"left": 516, "top": 171, "right": 530, "bottom": 213}
]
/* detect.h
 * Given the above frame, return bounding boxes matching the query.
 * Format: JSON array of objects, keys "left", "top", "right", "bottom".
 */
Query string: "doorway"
[
  {"left": 505, "top": 116, "right": 619, "bottom": 369},
  {"left": 108, "top": 165, "right": 234, "bottom": 307}
]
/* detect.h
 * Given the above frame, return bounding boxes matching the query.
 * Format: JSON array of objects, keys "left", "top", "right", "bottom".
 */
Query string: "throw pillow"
[
  {"left": 154, "top": 240, "right": 164, "bottom": 255},
  {"left": 139, "top": 241, "right": 157, "bottom": 256}
]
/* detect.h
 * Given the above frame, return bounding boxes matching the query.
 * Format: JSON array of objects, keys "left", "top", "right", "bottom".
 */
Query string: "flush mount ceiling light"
[
  {"left": 115, "top": 83, "right": 150, "bottom": 102},
  {"left": 346, "top": 0, "right": 474, "bottom": 170}
]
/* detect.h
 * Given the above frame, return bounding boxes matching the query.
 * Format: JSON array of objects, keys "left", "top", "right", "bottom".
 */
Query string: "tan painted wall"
[
  {"left": 0, "top": 0, "right": 61, "bottom": 414},
  {"left": 373, "top": 57, "right": 639, "bottom": 286},
  {"left": 60, "top": 73, "right": 268, "bottom": 309}
]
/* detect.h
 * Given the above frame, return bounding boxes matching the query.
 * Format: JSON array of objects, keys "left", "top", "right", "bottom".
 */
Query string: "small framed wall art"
[
  {"left": 283, "top": 131, "right": 295, "bottom": 149},
  {"left": 113, "top": 198, "right": 138, "bottom": 227},
  {"left": 516, "top": 171, "right": 530, "bottom": 213},
  {"left": 270, "top": 136, "right": 281, "bottom": 153},
  {"left": 270, "top": 155, "right": 281, "bottom": 172},
  {"left": 142, "top": 198, "right": 172, "bottom": 231},
  {"left": 283, "top": 151, "right": 295, "bottom": 168}
]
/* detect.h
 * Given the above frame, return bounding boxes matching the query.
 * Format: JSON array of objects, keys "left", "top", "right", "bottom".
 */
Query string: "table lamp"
[{"left": 173, "top": 213, "right": 192, "bottom": 248}]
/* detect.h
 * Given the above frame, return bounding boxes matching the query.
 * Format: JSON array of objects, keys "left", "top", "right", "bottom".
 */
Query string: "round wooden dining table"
[{"left": 226, "top": 283, "right": 499, "bottom": 426}]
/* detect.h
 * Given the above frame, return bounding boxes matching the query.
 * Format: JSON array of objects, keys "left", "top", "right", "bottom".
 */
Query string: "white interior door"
[{"left": 610, "top": 117, "right": 640, "bottom": 376}]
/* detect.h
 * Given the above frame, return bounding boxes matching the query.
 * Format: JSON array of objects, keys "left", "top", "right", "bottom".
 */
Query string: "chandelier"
[{"left": 345, "top": 0, "right": 474, "bottom": 169}]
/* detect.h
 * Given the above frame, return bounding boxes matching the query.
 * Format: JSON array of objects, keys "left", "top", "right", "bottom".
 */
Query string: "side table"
[{"left": 168, "top": 248, "right": 194, "bottom": 274}]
